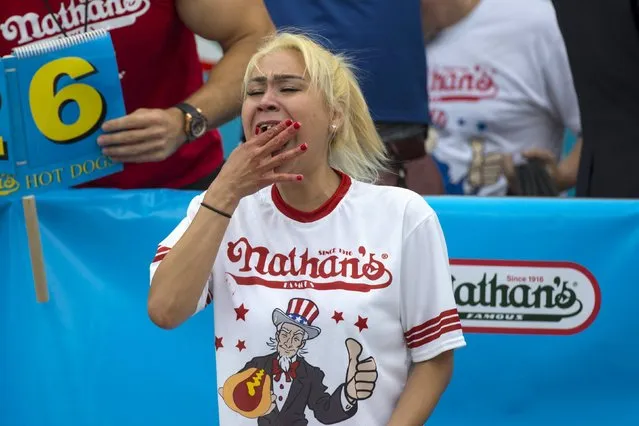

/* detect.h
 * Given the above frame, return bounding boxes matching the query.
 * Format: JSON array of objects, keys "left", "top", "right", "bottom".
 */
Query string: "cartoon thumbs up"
[
  {"left": 344, "top": 338, "right": 378, "bottom": 402},
  {"left": 346, "top": 338, "right": 363, "bottom": 365}
]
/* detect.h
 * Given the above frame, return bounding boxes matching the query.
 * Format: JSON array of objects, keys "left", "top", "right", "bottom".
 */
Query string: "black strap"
[
  {"left": 200, "top": 202, "right": 232, "bottom": 219},
  {"left": 174, "top": 102, "right": 201, "bottom": 119}
]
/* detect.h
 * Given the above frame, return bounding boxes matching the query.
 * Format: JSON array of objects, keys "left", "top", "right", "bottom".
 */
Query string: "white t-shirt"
[
  {"left": 150, "top": 172, "right": 466, "bottom": 426},
  {"left": 426, "top": 0, "right": 581, "bottom": 196}
]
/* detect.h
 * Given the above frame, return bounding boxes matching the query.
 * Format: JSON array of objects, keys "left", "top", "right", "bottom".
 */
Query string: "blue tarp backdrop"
[{"left": 2, "top": 190, "right": 639, "bottom": 426}]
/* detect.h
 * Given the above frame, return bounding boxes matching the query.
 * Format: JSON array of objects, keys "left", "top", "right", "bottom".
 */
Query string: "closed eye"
[{"left": 246, "top": 86, "right": 301, "bottom": 97}]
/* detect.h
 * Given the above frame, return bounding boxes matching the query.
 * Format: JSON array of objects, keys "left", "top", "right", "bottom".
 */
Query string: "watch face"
[{"left": 191, "top": 117, "right": 207, "bottom": 138}]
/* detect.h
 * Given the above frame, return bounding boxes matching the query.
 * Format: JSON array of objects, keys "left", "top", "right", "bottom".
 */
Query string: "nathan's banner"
[
  {"left": 0, "top": 29, "right": 125, "bottom": 198},
  {"left": 1, "top": 192, "right": 638, "bottom": 426},
  {"left": 452, "top": 259, "right": 600, "bottom": 335}
]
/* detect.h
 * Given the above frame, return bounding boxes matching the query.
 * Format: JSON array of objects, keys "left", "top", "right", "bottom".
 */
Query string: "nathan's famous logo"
[
  {"left": 0, "top": 173, "right": 19, "bottom": 196},
  {"left": 451, "top": 260, "right": 600, "bottom": 335},
  {"left": 1, "top": 0, "right": 151, "bottom": 48},
  {"left": 429, "top": 64, "right": 499, "bottom": 102},
  {"left": 226, "top": 237, "right": 392, "bottom": 292}
]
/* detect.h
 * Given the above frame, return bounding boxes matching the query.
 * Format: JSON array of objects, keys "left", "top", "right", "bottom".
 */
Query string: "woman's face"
[{"left": 241, "top": 49, "right": 333, "bottom": 175}]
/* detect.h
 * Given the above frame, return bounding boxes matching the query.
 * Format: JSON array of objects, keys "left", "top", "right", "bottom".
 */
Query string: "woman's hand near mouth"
[{"left": 205, "top": 119, "right": 308, "bottom": 211}]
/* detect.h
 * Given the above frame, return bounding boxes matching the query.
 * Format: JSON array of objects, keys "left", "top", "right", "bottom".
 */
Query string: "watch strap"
[
  {"left": 175, "top": 102, "right": 201, "bottom": 118},
  {"left": 175, "top": 102, "right": 206, "bottom": 141}
]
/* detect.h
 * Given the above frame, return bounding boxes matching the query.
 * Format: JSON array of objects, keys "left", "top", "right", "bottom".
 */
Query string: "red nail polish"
[
  {"left": 300, "top": 143, "right": 308, "bottom": 151},
  {"left": 296, "top": 175, "right": 303, "bottom": 181},
  {"left": 293, "top": 122, "right": 301, "bottom": 129},
  {"left": 285, "top": 119, "right": 293, "bottom": 126}
]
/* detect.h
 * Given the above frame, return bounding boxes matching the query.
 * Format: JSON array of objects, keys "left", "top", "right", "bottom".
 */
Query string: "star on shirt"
[
  {"left": 354, "top": 316, "right": 368, "bottom": 332},
  {"left": 234, "top": 304, "right": 249, "bottom": 321},
  {"left": 332, "top": 311, "right": 344, "bottom": 324},
  {"left": 236, "top": 340, "right": 246, "bottom": 352},
  {"left": 215, "top": 336, "right": 223, "bottom": 351}
]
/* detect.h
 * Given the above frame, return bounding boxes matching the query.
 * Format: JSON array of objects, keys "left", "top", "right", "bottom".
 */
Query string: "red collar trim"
[{"left": 271, "top": 171, "right": 352, "bottom": 223}]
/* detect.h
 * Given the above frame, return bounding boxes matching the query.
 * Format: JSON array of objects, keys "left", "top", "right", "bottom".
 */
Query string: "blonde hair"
[{"left": 242, "top": 32, "right": 390, "bottom": 183}]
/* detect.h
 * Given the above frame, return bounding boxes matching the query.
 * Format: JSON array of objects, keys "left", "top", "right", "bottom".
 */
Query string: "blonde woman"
[{"left": 148, "top": 32, "right": 465, "bottom": 426}]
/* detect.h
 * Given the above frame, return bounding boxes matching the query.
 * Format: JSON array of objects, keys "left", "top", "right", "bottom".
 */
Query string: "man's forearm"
[
  {"left": 387, "top": 351, "right": 454, "bottom": 426},
  {"left": 185, "top": 34, "right": 271, "bottom": 130},
  {"left": 557, "top": 138, "right": 582, "bottom": 191}
]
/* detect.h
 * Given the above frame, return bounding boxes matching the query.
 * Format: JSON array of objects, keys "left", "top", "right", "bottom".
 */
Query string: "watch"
[{"left": 175, "top": 102, "right": 208, "bottom": 142}]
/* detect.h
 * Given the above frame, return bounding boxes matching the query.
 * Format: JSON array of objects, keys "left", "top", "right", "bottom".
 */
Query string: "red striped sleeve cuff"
[
  {"left": 404, "top": 309, "right": 463, "bottom": 349},
  {"left": 152, "top": 245, "right": 171, "bottom": 263}
]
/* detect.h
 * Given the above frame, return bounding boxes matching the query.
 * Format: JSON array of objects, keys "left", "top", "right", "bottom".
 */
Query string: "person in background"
[
  {"left": 148, "top": 32, "right": 465, "bottom": 426},
  {"left": 0, "top": 0, "right": 274, "bottom": 190},
  {"left": 552, "top": 0, "right": 639, "bottom": 198},
  {"left": 422, "top": 0, "right": 582, "bottom": 196},
  {"left": 260, "top": 0, "right": 445, "bottom": 195}
]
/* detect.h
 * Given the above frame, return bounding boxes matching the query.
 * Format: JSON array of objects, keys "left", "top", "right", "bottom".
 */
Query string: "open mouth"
[
  {"left": 259, "top": 124, "right": 272, "bottom": 133},
  {"left": 255, "top": 120, "right": 296, "bottom": 157},
  {"left": 257, "top": 121, "right": 281, "bottom": 134}
]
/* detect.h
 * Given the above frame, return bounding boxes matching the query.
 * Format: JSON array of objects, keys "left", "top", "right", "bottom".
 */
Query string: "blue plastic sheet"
[{"left": 2, "top": 190, "right": 638, "bottom": 425}]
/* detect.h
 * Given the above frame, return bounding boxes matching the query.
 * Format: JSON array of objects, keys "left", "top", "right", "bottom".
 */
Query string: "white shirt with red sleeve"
[{"left": 150, "top": 171, "right": 466, "bottom": 426}]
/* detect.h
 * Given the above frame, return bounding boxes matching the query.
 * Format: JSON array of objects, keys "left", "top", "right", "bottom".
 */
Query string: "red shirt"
[{"left": 0, "top": 0, "right": 223, "bottom": 189}]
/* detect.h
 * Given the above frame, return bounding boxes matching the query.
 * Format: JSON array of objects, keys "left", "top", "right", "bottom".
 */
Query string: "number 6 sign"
[
  {"left": 29, "top": 56, "right": 107, "bottom": 145},
  {"left": 0, "top": 29, "right": 125, "bottom": 198}
]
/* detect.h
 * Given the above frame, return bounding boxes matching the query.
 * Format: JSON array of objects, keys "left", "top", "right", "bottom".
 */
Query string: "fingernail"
[
  {"left": 293, "top": 122, "right": 301, "bottom": 129},
  {"left": 285, "top": 119, "right": 293, "bottom": 126},
  {"left": 300, "top": 143, "right": 308, "bottom": 151},
  {"left": 296, "top": 175, "right": 303, "bottom": 181}
]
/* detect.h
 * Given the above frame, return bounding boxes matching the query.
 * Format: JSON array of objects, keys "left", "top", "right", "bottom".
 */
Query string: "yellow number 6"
[
  {"left": 29, "top": 57, "right": 106, "bottom": 144},
  {"left": 0, "top": 136, "right": 7, "bottom": 160}
]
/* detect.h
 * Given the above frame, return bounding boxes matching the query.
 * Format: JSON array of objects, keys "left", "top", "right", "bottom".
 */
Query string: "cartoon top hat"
[{"left": 272, "top": 298, "right": 321, "bottom": 339}]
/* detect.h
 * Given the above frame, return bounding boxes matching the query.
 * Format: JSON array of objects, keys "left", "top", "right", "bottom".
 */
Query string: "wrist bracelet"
[{"left": 200, "top": 202, "right": 232, "bottom": 219}]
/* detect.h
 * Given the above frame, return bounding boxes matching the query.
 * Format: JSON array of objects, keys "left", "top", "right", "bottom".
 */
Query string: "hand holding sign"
[
  {"left": 344, "top": 338, "right": 377, "bottom": 402},
  {"left": 98, "top": 107, "right": 186, "bottom": 163}
]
